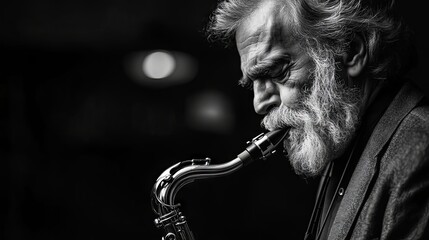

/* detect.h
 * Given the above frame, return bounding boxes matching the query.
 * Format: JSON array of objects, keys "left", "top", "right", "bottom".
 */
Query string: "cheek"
[
  {"left": 279, "top": 86, "right": 301, "bottom": 107},
  {"left": 278, "top": 70, "right": 311, "bottom": 107}
]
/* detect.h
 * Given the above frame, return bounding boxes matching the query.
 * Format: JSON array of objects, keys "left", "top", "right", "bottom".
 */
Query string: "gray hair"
[{"left": 207, "top": 0, "right": 416, "bottom": 81}]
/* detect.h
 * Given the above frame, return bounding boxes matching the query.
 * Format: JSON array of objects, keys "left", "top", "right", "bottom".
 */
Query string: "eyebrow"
[{"left": 239, "top": 51, "right": 291, "bottom": 86}]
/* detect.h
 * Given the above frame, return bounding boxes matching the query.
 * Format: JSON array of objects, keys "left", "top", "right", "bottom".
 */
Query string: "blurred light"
[
  {"left": 124, "top": 50, "right": 198, "bottom": 87},
  {"left": 186, "top": 91, "right": 235, "bottom": 134},
  {"left": 143, "top": 51, "right": 175, "bottom": 79}
]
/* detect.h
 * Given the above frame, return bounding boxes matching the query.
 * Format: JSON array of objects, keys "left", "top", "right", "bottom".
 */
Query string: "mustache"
[{"left": 261, "top": 104, "right": 312, "bottom": 131}]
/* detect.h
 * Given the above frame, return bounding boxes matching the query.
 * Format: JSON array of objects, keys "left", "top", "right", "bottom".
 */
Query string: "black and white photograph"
[{"left": 3, "top": 0, "right": 429, "bottom": 239}]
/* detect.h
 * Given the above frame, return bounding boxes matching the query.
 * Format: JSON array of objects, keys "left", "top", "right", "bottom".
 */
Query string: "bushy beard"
[{"left": 261, "top": 51, "right": 361, "bottom": 177}]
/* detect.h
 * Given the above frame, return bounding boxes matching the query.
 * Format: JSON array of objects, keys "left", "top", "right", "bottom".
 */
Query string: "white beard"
[{"left": 261, "top": 53, "right": 361, "bottom": 177}]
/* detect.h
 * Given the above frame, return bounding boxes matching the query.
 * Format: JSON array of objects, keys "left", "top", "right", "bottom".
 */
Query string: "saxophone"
[{"left": 151, "top": 128, "right": 290, "bottom": 240}]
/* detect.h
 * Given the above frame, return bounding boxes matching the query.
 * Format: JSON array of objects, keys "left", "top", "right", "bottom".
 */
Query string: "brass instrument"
[{"left": 151, "top": 128, "right": 290, "bottom": 240}]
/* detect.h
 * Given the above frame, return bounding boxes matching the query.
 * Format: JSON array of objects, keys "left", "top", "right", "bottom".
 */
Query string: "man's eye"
[
  {"left": 272, "top": 63, "right": 293, "bottom": 83},
  {"left": 270, "top": 65, "right": 285, "bottom": 78}
]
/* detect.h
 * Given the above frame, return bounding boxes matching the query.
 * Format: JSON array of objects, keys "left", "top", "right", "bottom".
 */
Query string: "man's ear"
[{"left": 343, "top": 34, "right": 368, "bottom": 77}]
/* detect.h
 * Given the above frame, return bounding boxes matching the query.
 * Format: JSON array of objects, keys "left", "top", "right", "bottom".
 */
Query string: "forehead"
[
  {"left": 235, "top": 1, "right": 277, "bottom": 50},
  {"left": 235, "top": 1, "right": 296, "bottom": 63}
]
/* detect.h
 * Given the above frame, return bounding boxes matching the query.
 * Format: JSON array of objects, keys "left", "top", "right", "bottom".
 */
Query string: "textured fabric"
[
  {"left": 317, "top": 83, "right": 401, "bottom": 240},
  {"left": 326, "top": 83, "right": 429, "bottom": 240}
]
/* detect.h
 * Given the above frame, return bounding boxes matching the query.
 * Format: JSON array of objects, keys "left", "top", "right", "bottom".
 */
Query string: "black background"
[{"left": 3, "top": 1, "right": 428, "bottom": 240}]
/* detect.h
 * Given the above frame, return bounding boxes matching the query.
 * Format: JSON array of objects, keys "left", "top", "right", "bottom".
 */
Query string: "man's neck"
[{"left": 359, "top": 78, "right": 385, "bottom": 119}]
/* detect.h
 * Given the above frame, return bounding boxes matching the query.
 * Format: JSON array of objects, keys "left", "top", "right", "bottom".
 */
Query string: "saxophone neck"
[
  {"left": 151, "top": 128, "right": 290, "bottom": 240},
  {"left": 152, "top": 157, "right": 243, "bottom": 207},
  {"left": 153, "top": 127, "right": 290, "bottom": 206}
]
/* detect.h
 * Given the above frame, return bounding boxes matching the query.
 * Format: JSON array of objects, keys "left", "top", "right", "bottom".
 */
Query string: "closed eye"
[
  {"left": 239, "top": 54, "right": 292, "bottom": 90},
  {"left": 272, "top": 62, "right": 294, "bottom": 84}
]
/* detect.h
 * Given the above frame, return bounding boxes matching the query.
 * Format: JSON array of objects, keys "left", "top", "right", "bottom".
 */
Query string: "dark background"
[{"left": 3, "top": 1, "right": 428, "bottom": 240}]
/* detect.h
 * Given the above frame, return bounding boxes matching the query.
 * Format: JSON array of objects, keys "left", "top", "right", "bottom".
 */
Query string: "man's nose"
[{"left": 253, "top": 79, "right": 281, "bottom": 115}]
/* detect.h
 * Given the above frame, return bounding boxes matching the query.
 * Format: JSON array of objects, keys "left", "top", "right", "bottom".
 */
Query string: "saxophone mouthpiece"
[
  {"left": 265, "top": 128, "right": 290, "bottom": 147},
  {"left": 238, "top": 127, "right": 290, "bottom": 165}
]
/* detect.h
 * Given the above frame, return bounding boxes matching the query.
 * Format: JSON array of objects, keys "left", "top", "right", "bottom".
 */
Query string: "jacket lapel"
[{"left": 328, "top": 83, "right": 424, "bottom": 240}]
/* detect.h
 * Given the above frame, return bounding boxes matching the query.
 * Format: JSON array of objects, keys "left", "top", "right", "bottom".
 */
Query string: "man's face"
[
  {"left": 236, "top": 2, "right": 312, "bottom": 113},
  {"left": 236, "top": 2, "right": 362, "bottom": 177}
]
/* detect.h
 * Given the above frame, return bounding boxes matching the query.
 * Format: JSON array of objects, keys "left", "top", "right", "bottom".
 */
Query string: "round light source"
[
  {"left": 142, "top": 51, "right": 176, "bottom": 79},
  {"left": 124, "top": 50, "right": 197, "bottom": 87},
  {"left": 186, "top": 91, "right": 235, "bottom": 134}
]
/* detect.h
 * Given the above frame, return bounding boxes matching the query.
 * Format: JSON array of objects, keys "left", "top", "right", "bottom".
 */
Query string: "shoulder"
[
  {"left": 397, "top": 104, "right": 429, "bottom": 144},
  {"left": 380, "top": 103, "right": 429, "bottom": 181}
]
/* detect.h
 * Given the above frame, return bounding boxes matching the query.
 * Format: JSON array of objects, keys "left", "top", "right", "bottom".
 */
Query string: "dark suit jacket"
[{"left": 328, "top": 83, "right": 429, "bottom": 240}]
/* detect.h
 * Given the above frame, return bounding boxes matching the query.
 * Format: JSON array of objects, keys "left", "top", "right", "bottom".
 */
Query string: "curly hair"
[{"left": 207, "top": 0, "right": 416, "bottom": 82}]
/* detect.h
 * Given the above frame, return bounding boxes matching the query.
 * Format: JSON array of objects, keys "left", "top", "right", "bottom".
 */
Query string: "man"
[{"left": 207, "top": 0, "right": 429, "bottom": 239}]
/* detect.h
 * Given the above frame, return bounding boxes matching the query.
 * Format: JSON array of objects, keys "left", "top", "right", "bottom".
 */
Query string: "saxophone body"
[{"left": 151, "top": 128, "right": 290, "bottom": 240}]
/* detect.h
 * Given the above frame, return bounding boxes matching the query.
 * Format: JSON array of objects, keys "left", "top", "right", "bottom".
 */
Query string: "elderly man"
[{"left": 208, "top": 0, "right": 429, "bottom": 239}]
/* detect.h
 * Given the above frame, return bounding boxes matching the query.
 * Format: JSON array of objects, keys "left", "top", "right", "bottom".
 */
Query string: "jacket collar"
[{"left": 328, "top": 82, "right": 424, "bottom": 240}]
